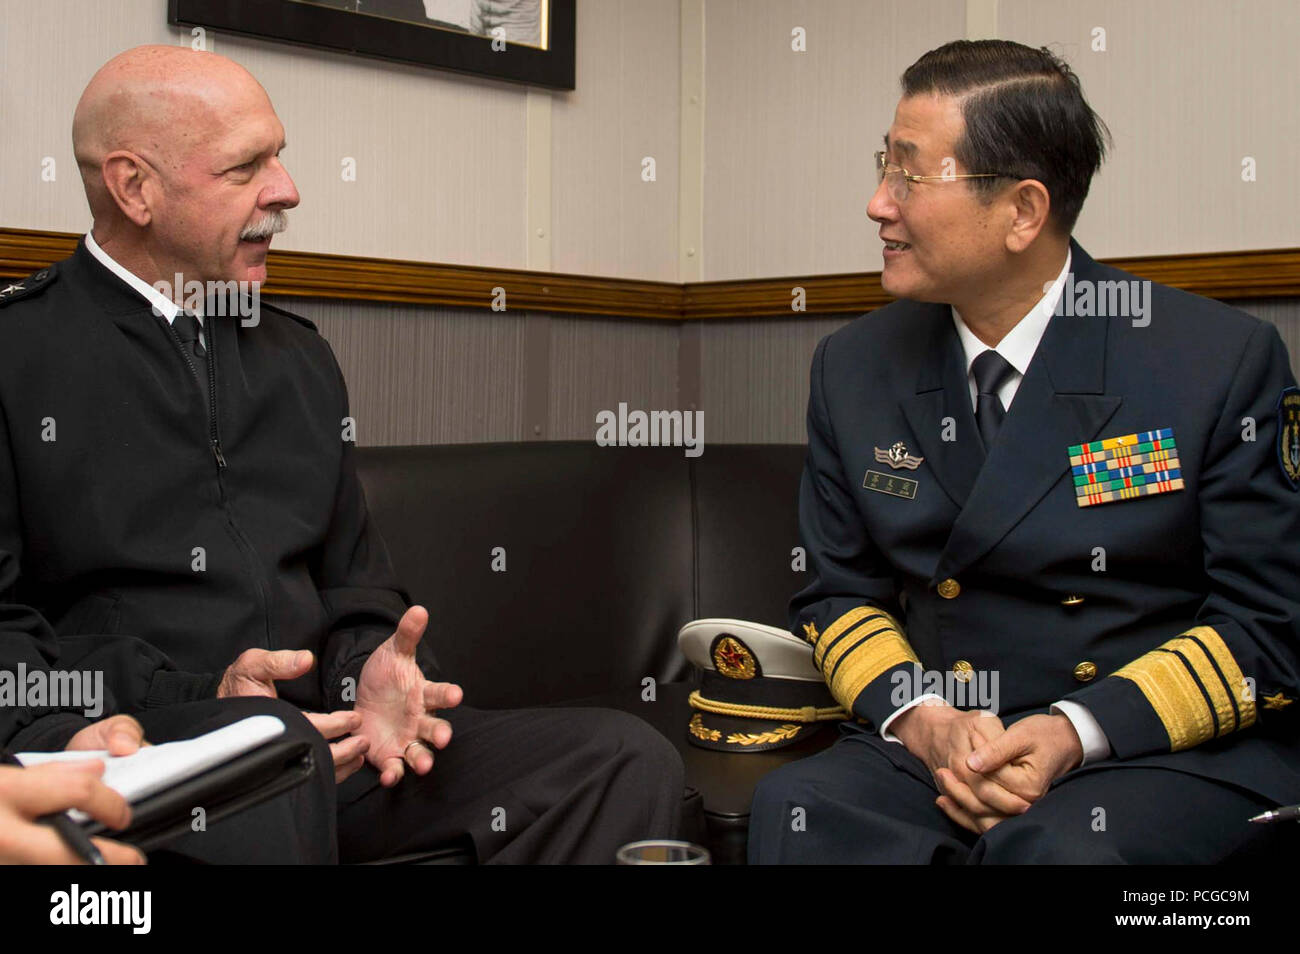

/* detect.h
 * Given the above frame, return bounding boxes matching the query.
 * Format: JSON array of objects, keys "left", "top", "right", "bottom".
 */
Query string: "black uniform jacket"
[
  {"left": 793, "top": 241, "right": 1300, "bottom": 804},
  {"left": 0, "top": 239, "right": 415, "bottom": 749}
]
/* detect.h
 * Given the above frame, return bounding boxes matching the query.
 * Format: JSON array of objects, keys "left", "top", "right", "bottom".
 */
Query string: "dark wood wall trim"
[
  {"left": 3, "top": 227, "right": 1296, "bottom": 321},
  {"left": 684, "top": 247, "right": 1300, "bottom": 319},
  {"left": 683, "top": 273, "right": 890, "bottom": 318},
  {"left": 0, "top": 228, "right": 683, "bottom": 320}
]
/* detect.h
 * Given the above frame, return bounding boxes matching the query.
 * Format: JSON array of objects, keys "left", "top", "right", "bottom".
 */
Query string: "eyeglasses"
[{"left": 874, "top": 150, "right": 1009, "bottom": 202}]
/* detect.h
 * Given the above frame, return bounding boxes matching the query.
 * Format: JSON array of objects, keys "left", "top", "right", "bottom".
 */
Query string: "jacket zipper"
[
  {"left": 163, "top": 316, "right": 225, "bottom": 469},
  {"left": 162, "top": 315, "right": 273, "bottom": 648}
]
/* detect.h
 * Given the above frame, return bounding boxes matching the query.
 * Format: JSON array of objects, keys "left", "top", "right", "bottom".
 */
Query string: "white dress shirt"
[
  {"left": 878, "top": 248, "right": 1113, "bottom": 767},
  {"left": 84, "top": 232, "right": 205, "bottom": 347}
]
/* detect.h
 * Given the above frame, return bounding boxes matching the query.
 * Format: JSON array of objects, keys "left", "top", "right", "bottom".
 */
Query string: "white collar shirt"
[{"left": 950, "top": 248, "right": 1072, "bottom": 412}]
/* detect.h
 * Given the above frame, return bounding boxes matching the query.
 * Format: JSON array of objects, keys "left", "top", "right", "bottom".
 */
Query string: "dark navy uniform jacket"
[
  {"left": 0, "top": 240, "right": 417, "bottom": 751},
  {"left": 792, "top": 241, "right": 1300, "bottom": 805}
]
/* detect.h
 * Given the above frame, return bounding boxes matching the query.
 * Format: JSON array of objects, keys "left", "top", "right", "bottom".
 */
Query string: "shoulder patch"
[
  {"left": 260, "top": 300, "right": 318, "bottom": 332},
  {"left": 0, "top": 264, "right": 59, "bottom": 307},
  {"left": 1277, "top": 387, "right": 1300, "bottom": 490}
]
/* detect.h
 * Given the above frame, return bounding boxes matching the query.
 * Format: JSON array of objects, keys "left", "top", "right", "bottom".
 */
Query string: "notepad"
[{"left": 17, "top": 715, "right": 286, "bottom": 822}]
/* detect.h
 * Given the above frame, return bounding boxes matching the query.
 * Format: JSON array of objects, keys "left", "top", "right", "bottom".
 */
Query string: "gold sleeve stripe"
[
  {"left": 818, "top": 617, "right": 896, "bottom": 677},
  {"left": 1162, "top": 639, "right": 1235, "bottom": 735},
  {"left": 1113, "top": 625, "right": 1255, "bottom": 750},
  {"left": 829, "top": 633, "right": 919, "bottom": 712},
  {"left": 812, "top": 606, "right": 904, "bottom": 669},
  {"left": 1114, "top": 651, "right": 1215, "bottom": 750},
  {"left": 812, "top": 607, "right": 876, "bottom": 656},
  {"left": 1182, "top": 626, "right": 1255, "bottom": 730},
  {"left": 805, "top": 606, "right": 917, "bottom": 710},
  {"left": 1156, "top": 647, "right": 1225, "bottom": 736}
]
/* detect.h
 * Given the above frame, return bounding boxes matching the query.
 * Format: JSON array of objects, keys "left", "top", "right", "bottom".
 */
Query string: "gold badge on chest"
[
  {"left": 865, "top": 441, "right": 922, "bottom": 500},
  {"left": 874, "top": 441, "right": 924, "bottom": 470}
]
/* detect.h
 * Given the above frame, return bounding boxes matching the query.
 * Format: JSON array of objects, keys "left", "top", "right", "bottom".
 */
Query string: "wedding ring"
[{"left": 403, "top": 739, "right": 430, "bottom": 760}]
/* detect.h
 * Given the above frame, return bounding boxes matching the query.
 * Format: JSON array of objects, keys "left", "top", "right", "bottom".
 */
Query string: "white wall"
[
  {"left": 700, "top": 0, "right": 967, "bottom": 280},
  {"left": 698, "top": 0, "right": 1299, "bottom": 279},
  {"left": 0, "top": 0, "right": 682, "bottom": 280},
  {"left": 1000, "top": 0, "right": 1300, "bottom": 258},
  {"left": 1, "top": 0, "right": 1294, "bottom": 284}
]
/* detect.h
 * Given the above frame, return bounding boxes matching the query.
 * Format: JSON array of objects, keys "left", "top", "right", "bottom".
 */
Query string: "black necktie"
[
  {"left": 174, "top": 311, "right": 207, "bottom": 375},
  {"left": 972, "top": 349, "right": 1016, "bottom": 451},
  {"left": 173, "top": 311, "right": 209, "bottom": 415}
]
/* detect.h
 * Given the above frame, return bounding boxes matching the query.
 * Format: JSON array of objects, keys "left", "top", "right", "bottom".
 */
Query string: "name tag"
[{"left": 863, "top": 470, "right": 918, "bottom": 500}]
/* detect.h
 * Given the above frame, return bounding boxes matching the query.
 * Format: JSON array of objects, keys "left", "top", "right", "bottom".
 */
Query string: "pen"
[
  {"left": 1248, "top": 805, "right": 1300, "bottom": 824},
  {"left": 0, "top": 749, "right": 108, "bottom": 864}
]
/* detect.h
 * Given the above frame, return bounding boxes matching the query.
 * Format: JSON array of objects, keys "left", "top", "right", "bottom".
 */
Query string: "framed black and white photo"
[{"left": 169, "top": 0, "right": 575, "bottom": 90}]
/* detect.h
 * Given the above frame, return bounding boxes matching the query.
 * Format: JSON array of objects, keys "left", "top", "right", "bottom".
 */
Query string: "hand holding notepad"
[{"left": 18, "top": 715, "right": 287, "bottom": 823}]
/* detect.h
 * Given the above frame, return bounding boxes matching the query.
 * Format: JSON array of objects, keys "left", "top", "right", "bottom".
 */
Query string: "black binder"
[{"left": 79, "top": 736, "right": 316, "bottom": 853}]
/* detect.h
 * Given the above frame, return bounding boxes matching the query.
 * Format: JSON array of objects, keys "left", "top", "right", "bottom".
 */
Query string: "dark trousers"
[
  {"left": 748, "top": 722, "right": 1288, "bottom": 864},
  {"left": 140, "top": 698, "right": 684, "bottom": 864},
  {"left": 337, "top": 704, "right": 684, "bottom": 864},
  {"left": 136, "top": 697, "right": 339, "bottom": 864}
]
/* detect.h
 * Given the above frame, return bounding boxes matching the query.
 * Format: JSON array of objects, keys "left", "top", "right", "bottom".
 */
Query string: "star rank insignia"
[
  {"left": 801, "top": 621, "right": 819, "bottom": 643},
  {"left": 0, "top": 267, "right": 54, "bottom": 306},
  {"left": 874, "top": 441, "right": 924, "bottom": 470},
  {"left": 1263, "top": 691, "right": 1293, "bottom": 711}
]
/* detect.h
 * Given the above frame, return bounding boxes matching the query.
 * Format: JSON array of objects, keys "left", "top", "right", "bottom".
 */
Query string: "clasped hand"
[
  {"left": 216, "top": 605, "right": 463, "bottom": 786},
  {"left": 892, "top": 704, "right": 1084, "bottom": 834}
]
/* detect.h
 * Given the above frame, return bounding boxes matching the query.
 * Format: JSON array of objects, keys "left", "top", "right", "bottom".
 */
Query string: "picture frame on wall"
[{"left": 168, "top": 0, "right": 576, "bottom": 90}]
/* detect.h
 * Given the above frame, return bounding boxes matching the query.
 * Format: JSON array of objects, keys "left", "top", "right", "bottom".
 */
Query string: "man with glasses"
[{"left": 749, "top": 39, "right": 1300, "bottom": 864}]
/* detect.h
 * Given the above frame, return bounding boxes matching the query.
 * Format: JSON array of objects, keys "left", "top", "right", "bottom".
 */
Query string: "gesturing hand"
[
  {"left": 302, "top": 711, "right": 368, "bottom": 784},
  {"left": 355, "top": 605, "right": 463, "bottom": 788},
  {"left": 217, "top": 648, "right": 314, "bottom": 699},
  {"left": 217, "top": 647, "right": 367, "bottom": 784}
]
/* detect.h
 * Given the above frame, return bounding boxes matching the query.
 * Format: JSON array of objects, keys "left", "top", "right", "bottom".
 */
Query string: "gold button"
[
  {"left": 937, "top": 578, "right": 961, "bottom": 599},
  {"left": 952, "top": 660, "right": 974, "bottom": 682},
  {"left": 1061, "top": 594, "right": 1085, "bottom": 607},
  {"left": 1073, "top": 661, "right": 1097, "bottom": 682}
]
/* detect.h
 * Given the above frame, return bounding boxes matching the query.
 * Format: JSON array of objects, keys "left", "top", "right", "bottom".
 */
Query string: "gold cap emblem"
[{"left": 713, "top": 636, "right": 757, "bottom": 679}]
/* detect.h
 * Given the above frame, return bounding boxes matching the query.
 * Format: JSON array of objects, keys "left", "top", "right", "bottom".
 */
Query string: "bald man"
[{"left": 0, "top": 45, "right": 683, "bottom": 864}]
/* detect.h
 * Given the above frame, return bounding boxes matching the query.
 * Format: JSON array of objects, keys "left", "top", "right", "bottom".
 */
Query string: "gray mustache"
[{"left": 240, "top": 211, "right": 288, "bottom": 241}]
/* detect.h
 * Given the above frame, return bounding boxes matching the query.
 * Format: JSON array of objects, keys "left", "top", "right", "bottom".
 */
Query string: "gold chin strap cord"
[{"left": 688, "top": 690, "right": 846, "bottom": 723}]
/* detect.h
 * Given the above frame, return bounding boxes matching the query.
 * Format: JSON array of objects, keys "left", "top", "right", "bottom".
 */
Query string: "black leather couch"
[
  {"left": 354, "top": 441, "right": 835, "bottom": 864},
  {"left": 358, "top": 443, "right": 1300, "bottom": 866}
]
